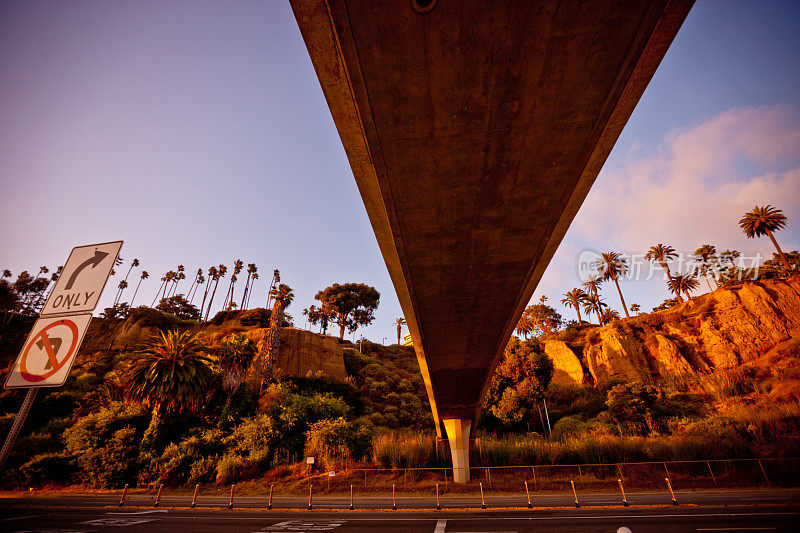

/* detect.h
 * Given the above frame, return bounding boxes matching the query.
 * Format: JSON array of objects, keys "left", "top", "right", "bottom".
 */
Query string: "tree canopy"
[{"left": 314, "top": 283, "right": 380, "bottom": 339}]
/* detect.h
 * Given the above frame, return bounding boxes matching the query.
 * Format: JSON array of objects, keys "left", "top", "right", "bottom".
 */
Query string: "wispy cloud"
[{"left": 535, "top": 104, "right": 800, "bottom": 310}]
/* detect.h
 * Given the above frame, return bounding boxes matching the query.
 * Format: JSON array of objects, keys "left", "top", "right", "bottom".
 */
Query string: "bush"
[
  {"left": 20, "top": 453, "right": 77, "bottom": 486},
  {"left": 64, "top": 402, "right": 151, "bottom": 487}
]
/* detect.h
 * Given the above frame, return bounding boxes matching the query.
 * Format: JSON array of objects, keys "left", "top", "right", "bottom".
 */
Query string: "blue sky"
[{"left": 1, "top": 0, "right": 798, "bottom": 340}]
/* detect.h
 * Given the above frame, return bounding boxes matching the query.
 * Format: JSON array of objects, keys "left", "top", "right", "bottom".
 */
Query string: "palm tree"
[
  {"left": 561, "top": 288, "right": 587, "bottom": 324},
  {"left": 260, "top": 283, "right": 294, "bottom": 382},
  {"left": 125, "top": 330, "right": 216, "bottom": 414},
  {"left": 204, "top": 264, "right": 227, "bottom": 321},
  {"left": 187, "top": 268, "right": 203, "bottom": 302},
  {"left": 694, "top": 244, "right": 719, "bottom": 291},
  {"left": 245, "top": 272, "right": 258, "bottom": 309},
  {"left": 223, "top": 260, "right": 244, "bottom": 310},
  {"left": 581, "top": 293, "right": 607, "bottom": 324},
  {"left": 151, "top": 271, "right": 173, "bottom": 307},
  {"left": 170, "top": 265, "right": 186, "bottom": 297},
  {"left": 599, "top": 308, "right": 621, "bottom": 325},
  {"left": 739, "top": 205, "right": 791, "bottom": 272},
  {"left": 670, "top": 273, "right": 700, "bottom": 301},
  {"left": 581, "top": 275, "right": 604, "bottom": 322},
  {"left": 597, "top": 252, "right": 630, "bottom": 318},
  {"left": 200, "top": 266, "right": 217, "bottom": 319},
  {"left": 395, "top": 317, "right": 407, "bottom": 345},
  {"left": 113, "top": 279, "right": 128, "bottom": 306},
  {"left": 644, "top": 244, "right": 683, "bottom": 302},
  {"left": 241, "top": 263, "right": 257, "bottom": 310},
  {"left": 130, "top": 270, "right": 149, "bottom": 307},
  {"left": 630, "top": 303, "right": 641, "bottom": 315},
  {"left": 266, "top": 269, "right": 280, "bottom": 308}
]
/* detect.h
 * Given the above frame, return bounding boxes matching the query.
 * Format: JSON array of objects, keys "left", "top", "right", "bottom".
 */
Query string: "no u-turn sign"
[{"left": 5, "top": 314, "right": 93, "bottom": 388}]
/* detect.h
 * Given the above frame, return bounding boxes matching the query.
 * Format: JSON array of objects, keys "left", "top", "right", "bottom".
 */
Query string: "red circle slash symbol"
[{"left": 20, "top": 320, "right": 79, "bottom": 382}]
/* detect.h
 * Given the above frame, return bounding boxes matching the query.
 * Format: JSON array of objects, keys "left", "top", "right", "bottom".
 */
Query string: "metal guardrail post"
[
  {"left": 435, "top": 483, "right": 441, "bottom": 510},
  {"left": 154, "top": 484, "right": 163, "bottom": 507},
  {"left": 479, "top": 482, "right": 486, "bottom": 509},
  {"left": 570, "top": 480, "right": 580, "bottom": 508},
  {"left": 191, "top": 484, "right": 199, "bottom": 508},
  {"left": 228, "top": 484, "right": 235, "bottom": 509},
  {"left": 118, "top": 483, "right": 128, "bottom": 507},
  {"left": 617, "top": 478, "right": 629, "bottom": 507},
  {"left": 308, "top": 484, "right": 313, "bottom": 510},
  {"left": 268, "top": 484, "right": 273, "bottom": 510},
  {"left": 525, "top": 481, "right": 532, "bottom": 508},
  {"left": 392, "top": 484, "right": 397, "bottom": 510},
  {"left": 665, "top": 477, "right": 678, "bottom": 506},
  {"left": 349, "top": 484, "right": 354, "bottom": 510}
]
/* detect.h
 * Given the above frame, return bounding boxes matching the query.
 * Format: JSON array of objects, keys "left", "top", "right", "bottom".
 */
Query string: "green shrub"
[{"left": 20, "top": 452, "right": 77, "bottom": 486}]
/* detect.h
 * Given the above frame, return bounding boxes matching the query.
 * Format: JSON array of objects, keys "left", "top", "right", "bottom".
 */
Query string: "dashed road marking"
[
  {"left": 256, "top": 520, "right": 346, "bottom": 531},
  {"left": 82, "top": 518, "right": 157, "bottom": 526}
]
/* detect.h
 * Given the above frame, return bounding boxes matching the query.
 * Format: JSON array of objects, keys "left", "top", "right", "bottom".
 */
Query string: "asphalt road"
[{"left": 1, "top": 489, "right": 798, "bottom": 533}]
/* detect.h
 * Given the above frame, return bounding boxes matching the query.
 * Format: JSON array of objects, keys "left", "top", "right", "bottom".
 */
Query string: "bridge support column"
[{"left": 443, "top": 418, "right": 471, "bottom": 483}]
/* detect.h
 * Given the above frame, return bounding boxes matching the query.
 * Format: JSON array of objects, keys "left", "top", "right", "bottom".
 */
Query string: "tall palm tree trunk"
[
  {"left": 205, "top": 278, "right": 221, "bottom": 321},
  {"left": 131, "top": 279, "right": 143, "bottom": 307},
  {"left": 766, "top": 228, "right": 792, "bottom": 272},
  {"left": 152, "top": 280, "right": 166, "bottom": 307},
  {"left": 660, "top": 261, "right": 684, "bottom": 302},
  {"left": 574, "top": 304, "right": 582, "bottom": 324},
  {"left": 612, "top": 276, "right": 630, "bottom": 318},
  {"left": 702, "top": 267, "right": 713, "bottom": 292}
]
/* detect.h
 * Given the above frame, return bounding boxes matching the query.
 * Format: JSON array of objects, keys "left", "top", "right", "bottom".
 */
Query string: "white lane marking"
[
  {"left": 0, "top": 514, "right": 45, "bottom": 522},
  {"left": 697, "top": 527, "right": 778, "bottom": 531},
  {"left": 434, "top": 519, "right": 446, "bottom": 533},
  {"left": 82, "top": 518, "right": 157, "bottom": 526},
  {"left": 105, "top": 510, "right": 167, "bottom": 515},
  {"left": 257, "top": 520, "right": 345, "bottom": 531}
]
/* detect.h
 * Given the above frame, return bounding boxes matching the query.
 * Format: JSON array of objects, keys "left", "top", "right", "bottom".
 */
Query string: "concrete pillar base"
[{"left": 443, "top": 418, "right": 471, "bottom": 483}]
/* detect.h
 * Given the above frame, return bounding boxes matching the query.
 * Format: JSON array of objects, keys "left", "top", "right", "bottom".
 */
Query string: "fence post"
[
  {"left": 268, "top": 484, "right": 273, "bottom": 510},
  {"left": 392, "top": 484, "right": 397, "bottom": 510},
  {"left": 118, "top": 484, "right": 128, "bottom": 507},
  {"left": 617, "top": 478, "right": 629, "bottom": 507},
  {"left": 349, "top": 484, "right": 354, "bottom": 510},
  {"left": 706, "top": 460, "right": 717, "bottom": 486},
  {"left": 191, "top": 484, "right": 199, "bottom": 508},
  {"left": 758, "top": 460, "right": 771, "bottom": 486},
  {"left": 228, "top": 484, "right": 235, "bottom": 509},
  {"left": 154, "top": 484, "right": 163, "bottom": 508},
  {"left": 308, "top": 484, "right": 313, "bottom": 510},
  {"left": 578, "top": 465, "right": 583, "bottom": 483},
  {"left": 524, "top": 481, "right": 532, "bottom": 508},
  {"left": 665, "top": 477, "right": 678, "bottom": 506},
  {"left": 479, "top": 482, "right": 486, "bottom": 509},
  {"left": 435, "top": 483, "right": 441, "bottom": 511},
  {"left": 570, "top": 480, "right": 580, "bottom": 508}
]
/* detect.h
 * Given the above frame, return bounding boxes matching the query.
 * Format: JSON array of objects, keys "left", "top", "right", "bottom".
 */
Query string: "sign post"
[{"left": 0, "top": 241, "right": 122, "bottom": 471}]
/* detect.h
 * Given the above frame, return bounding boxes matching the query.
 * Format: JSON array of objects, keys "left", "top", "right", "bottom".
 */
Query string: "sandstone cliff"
[{"left": 544, "top": 277, "right": 800, "bottom": 389}]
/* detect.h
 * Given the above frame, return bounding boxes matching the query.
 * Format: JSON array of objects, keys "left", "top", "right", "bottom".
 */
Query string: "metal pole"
[
  {"left": 308, "top": 484, "right": 313, "bottom": 510},
  {"left": 706, "top": 460, "right": 717, "bottom": 486},
  {"left": 228, "top": 484, "right": 235, "bottom": 509},
  {"left": 0, "top": 388, "right": 38, "bottom": 471},
  {"left": 524, "top": 481, "right": 531, "bottom": 508},
  {"left": 191, "top": 484, "right": 199, "bottom": 508},
  {"left": 617, "top": 479, "right": 629, "bottom": 507},
  {"left": 479, "top": 482, "right": 486, "bottom": 509},
  {"left": 758, "top": 460, "right": 771, "bottom": 486},
  {"left": 119, "top": 484, "right": 128, "bottom": 507},
  {"left": 392, "top": 484, "right": 397, "bottom": 510},
  {"left": 435, "top": 483, "right": 441, "bottom": 510},
  {"left": 570, "top": 480, "right": 580, "bottom": 508},
  {"left": 268, "top": 484, "right": 273, "bottom": 510},
  {"left": 349, "top": 484, "right": 354, "bottom": 510},
  {"left": 665, "top": 477, "right": 678, "bottom": 506}
]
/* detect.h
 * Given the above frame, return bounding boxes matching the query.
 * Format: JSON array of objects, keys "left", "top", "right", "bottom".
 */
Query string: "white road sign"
[
  {"left": 40, "top": 240, "right": 122, "bottom": 317},
  {"left": 5, "top": 313, "right": 93, "bottom": 388}
]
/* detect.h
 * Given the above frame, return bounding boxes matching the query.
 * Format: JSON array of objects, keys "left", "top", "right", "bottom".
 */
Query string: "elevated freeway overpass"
[{"left": 290, "top": 0, "right": 693, "bottom": 481}]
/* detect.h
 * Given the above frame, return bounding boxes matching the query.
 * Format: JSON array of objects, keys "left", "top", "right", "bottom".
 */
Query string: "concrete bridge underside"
[{"left": 290, "top": 0, "right": 693, "bottom": 481}]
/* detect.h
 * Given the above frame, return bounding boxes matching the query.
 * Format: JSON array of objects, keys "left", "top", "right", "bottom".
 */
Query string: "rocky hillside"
[
  {"left": 71, "top": 308, "right": 348, "bottom": 382},
  {"left": 546, "top": 277, "right": 800, "bottom": 393}
]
